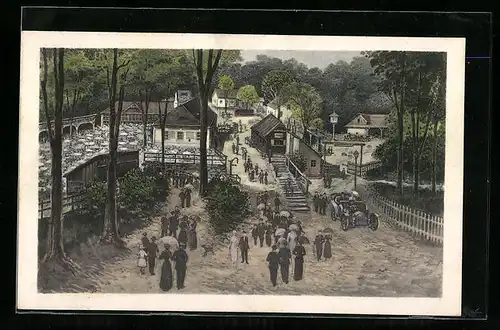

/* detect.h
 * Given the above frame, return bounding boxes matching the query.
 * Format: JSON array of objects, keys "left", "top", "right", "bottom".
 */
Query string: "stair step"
[
  {"left": 285, "top": 196, "right": 307, "bottom": 201},
  {"left": 290, "top": 207, "right": 310, "bottom": 212}
]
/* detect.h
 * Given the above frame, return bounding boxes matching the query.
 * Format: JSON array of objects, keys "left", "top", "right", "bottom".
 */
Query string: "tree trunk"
[
  {"left": 199, "top": 93, "right": 209, "bottom": 196},
  {"left": 101, "top": 49, "right": 126, "bottom": 248},
  {"left": 397, "top": 54, "right": 406, "bottom": 196},
  {"left": 431, "top": 122, "right": 438, "bottom": 194},
  {"left": 40, "top": 48, "right": 79, "bottom": 272},
  {"left": 276, "top": 98, "right": 281, "bottom": 120}
]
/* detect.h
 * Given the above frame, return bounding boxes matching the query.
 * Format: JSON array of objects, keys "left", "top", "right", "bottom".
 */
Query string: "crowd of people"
[{"left": 137, "top": 205, "right": 198, "bottom": 291}]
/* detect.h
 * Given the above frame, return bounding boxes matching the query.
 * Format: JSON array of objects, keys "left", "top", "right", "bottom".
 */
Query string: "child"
[{"left": 137, "top": 245, "right": 148, "bottom": 275}]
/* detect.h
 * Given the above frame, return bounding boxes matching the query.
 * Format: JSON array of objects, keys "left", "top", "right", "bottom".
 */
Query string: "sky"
[{"left": 240, "top": 50, "right": 361, "bottom": 69}]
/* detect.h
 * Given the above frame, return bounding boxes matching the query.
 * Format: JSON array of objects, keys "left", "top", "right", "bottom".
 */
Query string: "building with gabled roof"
[
  {"left": 250, "top": 114, "right": 287, "bottom": 158},
  {"left": 100, "top": 99, "right": 175, "bottom": 125},
  {"left": 152, "top": 97, "right": 218, "bottom": 148},
  {"left": 344, "top": 113, "right": 388, "bottom": 137}
]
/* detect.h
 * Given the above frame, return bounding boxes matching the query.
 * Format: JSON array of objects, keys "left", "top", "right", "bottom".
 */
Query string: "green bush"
[
  {"left": 118, "top": 168, "right": 156, "bottom": 210},
  {"left": 205, "top": 179, "right": 251, "bottom": 235},
  {"left": 85, "top": 180, "right": 107, "bottom": 215}
]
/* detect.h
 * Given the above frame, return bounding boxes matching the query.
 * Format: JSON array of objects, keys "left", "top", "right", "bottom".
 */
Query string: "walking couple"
[
  {"left": 228, "top": 230, "right": 251, "bottom": 264},
  {"left": 266, "top": 240, "right": 306, "bottom": 287}
]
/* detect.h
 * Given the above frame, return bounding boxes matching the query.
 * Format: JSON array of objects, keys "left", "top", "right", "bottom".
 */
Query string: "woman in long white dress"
[{"left": 228, "top": 230, "right": 239, "bottom": 264}]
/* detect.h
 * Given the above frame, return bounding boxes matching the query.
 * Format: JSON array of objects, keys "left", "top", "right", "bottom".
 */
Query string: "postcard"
[{"left": 18, "top": 31, "right": 465, "bottom": 316}]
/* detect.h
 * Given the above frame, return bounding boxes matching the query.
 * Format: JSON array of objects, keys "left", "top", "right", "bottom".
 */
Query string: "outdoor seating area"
[{"left": 39, "top": 123, "right": 144, "bottom": 197}]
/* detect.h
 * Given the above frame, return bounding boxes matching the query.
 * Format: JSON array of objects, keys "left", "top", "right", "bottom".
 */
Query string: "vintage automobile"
[
  {"left": 339, "top": 200, "right": 379, "bottom": 231},
  {"left": 330, "top": 191, "right": 360, "bottom": 221}
]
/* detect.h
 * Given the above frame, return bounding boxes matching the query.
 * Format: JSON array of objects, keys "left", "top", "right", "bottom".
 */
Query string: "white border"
[{"left": 18, "top": 32, "right": 465, "bottom": 316}]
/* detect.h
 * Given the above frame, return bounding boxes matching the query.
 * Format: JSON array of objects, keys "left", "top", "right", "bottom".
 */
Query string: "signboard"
[{"left": 274, "top": 132, "right": 284, "bottom": 139}]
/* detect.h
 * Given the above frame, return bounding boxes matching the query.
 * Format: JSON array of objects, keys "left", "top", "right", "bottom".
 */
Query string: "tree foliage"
[
  {"left": 261, "top": 69, "right": 294, "bottom": 119},
  {"left": 118, "top": 168, "right": 156, "bottom": 210},
  {"left": 282, "top": 82, "right": 323, "bottom": 130},
  {"left": 205, "top": 179, "right": 251, "bottom": 235},
  {"left": 236, "top": 85, "right": 260, "bottom": 109}
]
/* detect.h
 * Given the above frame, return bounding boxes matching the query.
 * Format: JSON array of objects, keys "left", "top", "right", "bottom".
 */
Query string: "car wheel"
[
  {"left": 369, "top": 213, "right": 379, "bottom": 231},
  {"left": 341, "top": 215, "right": 349, "bottom": 231}
]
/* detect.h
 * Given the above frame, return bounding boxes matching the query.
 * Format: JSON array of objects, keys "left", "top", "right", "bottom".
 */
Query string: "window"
[
  {"left": 310, "top": 160, "right": 317, "bottom": 168},
  {"left": 177, "top": 131, "right": 184, "bottom": 140},
  {"left": 357, "top": 118, "right": 360, "bottom": 123},
  {"left": 196, "top": 132, "right": 201, "bottom": 140},
  {"left": 165, "top": 130, "right": 169, "bottom": 139},
  {"left": 273, "top": 139, "right": 284, "bottom": 146}
]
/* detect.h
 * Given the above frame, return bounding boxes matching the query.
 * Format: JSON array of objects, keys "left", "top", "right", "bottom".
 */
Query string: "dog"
[{"left": 201, "top": 243, "right": 215, "bottom": 257}]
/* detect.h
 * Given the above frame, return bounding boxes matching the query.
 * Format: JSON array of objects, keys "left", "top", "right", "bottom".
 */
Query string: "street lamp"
[
  {"left": 353, "top": 149, "right": 359, "bottom": 190},
  {"left": 329, "top": 110, "right": 339, "bottom": 140},
  {"left": 229, "top": 157, "right": 239, "bottom": 176}
]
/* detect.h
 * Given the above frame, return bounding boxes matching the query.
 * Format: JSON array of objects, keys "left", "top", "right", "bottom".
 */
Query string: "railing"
[
  {"left": 284, "top": 155, "right": 311, "bottom": 194},
  {"left": 38, "top": 192, "right": 86, "bottom": 219},
  {"left": 347, "top": 160, "right": 382, "bottom": 177},
  {"left": 143, "top": 152, "right": 225, "bottom": 166},
  {"left": 39, "top": 114, "right": 96, "bottom": 130},
  {"left": 358, "top": 185, "right": 443, "bottom": 245}
]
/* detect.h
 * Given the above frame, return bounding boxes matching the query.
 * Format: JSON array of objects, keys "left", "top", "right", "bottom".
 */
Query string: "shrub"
[
  {"left": 118, "top": 168, "right": 156, "bottom": 210},
  {"left": 85, "top": 179, "right": 107, "bottom": 216},
  {"left": 205, "top": 179, "right": 251, "bottom": 234}
]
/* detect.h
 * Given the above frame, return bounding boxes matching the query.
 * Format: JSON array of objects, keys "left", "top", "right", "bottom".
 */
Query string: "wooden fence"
[
  {"left": 143, "top": 152, "right": 226, "bottom": 167},
  {"left": 347, "top": 160, "right": 382, "bottom": 177},
  {"left": 358, "top": 185, "right": 443, "bottom": 245},
  {"left": 39, "top": 192, "right": 86, "bottom": 219}
]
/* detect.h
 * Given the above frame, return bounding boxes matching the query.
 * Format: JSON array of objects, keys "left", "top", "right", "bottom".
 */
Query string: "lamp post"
[
  {"left": 229, "top": 157, "right": 238, "bottom": 176},
  {"left": 329, "top": 110, "right": 339, "bottom": 141},
  {"left": 353, "top": 149, "right": 359, "bottom": 190}
]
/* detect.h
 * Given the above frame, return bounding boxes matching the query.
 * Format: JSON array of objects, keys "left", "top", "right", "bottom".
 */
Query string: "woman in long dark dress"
[
  {"left": 189, "top": 220, "right": 198, "bottom": 250},
  {"left": 178, "top": 217, "right": 188, "bottom": 246},
  {"left": 159, "top": 244, "right": 173, "bottom": 291},
  {"left": 323, "top": 235, "right": 332, "bottom": 260},
  {"left": 292, "top": 241, "right": 306, "bottom": 281}
]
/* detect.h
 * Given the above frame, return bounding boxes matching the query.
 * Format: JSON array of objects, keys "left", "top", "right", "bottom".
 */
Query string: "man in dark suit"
[
  {"left": 173, "top": 242, "right": 189, "bottom": 290},
  {"left": 278, "top": 243, "right": 292, "bottom": 284},
  {"left": 266, "top": 245, "right": 280, "bottom": 286},
  {"left": 239, "top": 231, "right": 250, "bottom": 264},
  {"left": 257, "top": 221, "right": 266, "bottom": 247}
]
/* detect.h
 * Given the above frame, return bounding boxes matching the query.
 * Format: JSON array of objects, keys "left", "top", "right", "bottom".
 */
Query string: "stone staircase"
[{"left": 271, "top": 154, "right": 310, "bottom": 213}]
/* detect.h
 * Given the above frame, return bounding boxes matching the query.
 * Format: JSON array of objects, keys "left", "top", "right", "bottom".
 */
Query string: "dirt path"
[{"left": 88, "top": 182, "right": 442, "bottom": 297}]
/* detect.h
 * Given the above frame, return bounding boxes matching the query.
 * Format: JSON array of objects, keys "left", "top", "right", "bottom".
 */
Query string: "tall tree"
[
  {"left": 236, "top": 85, "right": 260, "bottom": 110},
  {"left": 153, "top": 50, "right": 195, "bottom": 170},
  {"left": 40, "top": 48, "right": 78, "bottom": 270},
  {"left": 282, "top": 82, "right": 323, "bottom": 130},
  {"left": 218, "top": 74, "right": 234, "bottom": 117},
  {"left": 405, "top": 53, "right": 444, "bottom": 195},
  {"left": 365, "top": 51, "right": 410, "bottom": 196},
  {"left": 192, "top": 49, "right": 223, "bottom": 196},
  {"left": 261, "top": 69, "right": 293, "bottom": 120},
  {"left": 100, "top": 49, "right": 131, "bottom": 247},
  {"left": 64, "top": 50, "right": 95, "bottom": 139},
  {"left": 429, "top": 61, "right": 446, "bottom": 194},
  {"left": 129, "top": 50, "right": 155, "bottom": 147}
]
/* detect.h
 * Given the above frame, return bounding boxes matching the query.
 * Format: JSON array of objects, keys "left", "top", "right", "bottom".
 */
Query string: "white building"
[
  {"left": 266, "top": 98, "right": 292, "bottom": 121},
  {"left": 211, "top": 88, "right": 240, "bottom": 110},
  {"left": 152, "top": 97, "right": 218, "bottom": 149},
  {"left": 344, "top": 113, "right": 388, "bottom": 137}
]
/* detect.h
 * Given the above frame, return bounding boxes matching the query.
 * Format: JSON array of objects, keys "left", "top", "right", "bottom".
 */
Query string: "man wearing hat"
[
  {"left": 314, "top": 232, "right": 325, "bottom": 261},
  {"left": 173, "top": 242, "right": 189, "bottom": 290},
  {"left": 266, "top": 245, "right": 280, "bottom": 287},
  {"left": 239, "top": 231, "right": 250, "bottom": 264},
  {"left": 147, "top": 236, "right": 159, "bottom": 275}
]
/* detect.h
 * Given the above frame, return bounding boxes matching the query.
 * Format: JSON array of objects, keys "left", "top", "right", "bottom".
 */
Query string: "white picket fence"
[{"left": 360, "top": 186, "right": 444, "bottom": 245}]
